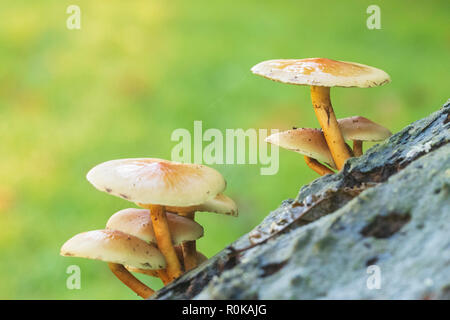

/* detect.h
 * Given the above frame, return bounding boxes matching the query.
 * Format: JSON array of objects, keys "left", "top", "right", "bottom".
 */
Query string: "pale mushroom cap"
[
  {"left": 106, "top": 208, "right": 204, "bottom": 245},
  {"left": 166, "top": 193, "right": 238, "bottom": 217},
  {"left": 251, "top": 58, "right": 391, "bottom": 88},
  {"left": 60, "top": 229, "right": 166, "bottom": 270},
  {"left": 195, "top": 193, "right": 238, "bottom": 217},
  {"left": 86, "top": 158, "right": 226, "bottom": 206},
  {"left": 338, "top": 116, "right": 392, "bottom": 141},
  {"left": 265, "top": 128, "right": 336, "bottom": 168},
  {"left": 126, "top": 250, "right": 207, "bottom": 274}
]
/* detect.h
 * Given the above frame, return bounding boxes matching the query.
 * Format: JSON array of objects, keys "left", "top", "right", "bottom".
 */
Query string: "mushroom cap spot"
[
  {"left": 86, "top": 158, "right": 226, "bottom": 206},
  {"left": 266, "top": 128, "right": 336, "bottom": 168},
  {"left": 60, "top": 229, "right": 166, "bottom": 270},
  {"left": 338, "top": 116, "right": 392, "bottom": 141},
  {"left": 251, "top": 58, "right": 391, "bottom": 88},
  {"left": 106, "top": 208, "right": 204, "bottom": 245}
]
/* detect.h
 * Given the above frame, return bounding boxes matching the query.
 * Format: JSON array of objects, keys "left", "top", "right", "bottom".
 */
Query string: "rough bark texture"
[{"left": 153, "top": 100, "right": 450, "bottom": 300}]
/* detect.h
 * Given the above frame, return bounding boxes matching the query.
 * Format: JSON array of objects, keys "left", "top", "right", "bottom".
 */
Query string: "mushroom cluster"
[
  {"left": 59, "top": 58, "right": 394, "bottom": 299},
  {"left": 60, "top": 158, "right": 237, "bottom": 298},
  {"left": 252, "top": 58, "right": 392, "bottom": 175}
]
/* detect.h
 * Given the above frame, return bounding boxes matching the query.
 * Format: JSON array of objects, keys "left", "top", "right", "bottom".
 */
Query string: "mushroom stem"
[
  {"left": 156, "top": 269, "right": 172, "bottom": 285},
  {"left": 108, "top": 263, "right": 154, "bottom": 299},
  {"left": 146, "top": 204, "right": 183, "bottom": 281},
  {"left": 304, "top": 156, "right": 335, "bottom": 176},
  {"left": 178, "top": 212, "right": 198, "bottom": 271},
  {"left": 310, "top": 86, "right": 351, "bottom": 170},
  {"left": 353, "top": 140, "right": 363, "bottom": 157}
]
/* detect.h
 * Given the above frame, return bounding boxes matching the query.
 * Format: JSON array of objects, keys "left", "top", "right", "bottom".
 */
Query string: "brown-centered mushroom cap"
[
  {"left": 106, "top": 208, "right": 204, "bottom": 245},
  {"left": 265, "top": 128, "right": 336, "bottom": 168},
  {"left": 60, "top": 229, "right": 166, "bottom": 270},
  {"left": 251, "top": 58, "right": 391, "bottom": 88},
  {"left": 86, "top": 158, "right": 226, "bottom": 206},
  {"left": 338, "top": 116, "right": 392, "bottom": 141}
]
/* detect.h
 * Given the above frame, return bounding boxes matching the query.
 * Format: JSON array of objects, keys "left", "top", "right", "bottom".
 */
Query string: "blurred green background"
[{"left": 0, "top": 0, "right": 448, "bottom": 299}]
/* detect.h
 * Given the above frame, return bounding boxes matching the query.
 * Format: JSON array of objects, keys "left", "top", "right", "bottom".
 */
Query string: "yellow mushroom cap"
[
  {"left": 60, "top": 229, "right": 166, "bottom": 270},
  {"left": 338, "top": 116, "right": 392, "bottom": 141},
  {"left": 86, "top": 158, "right": 226, "bottom": 206},
  {"left": 106, "top": 208, "right": 204, "bottom": 245},
  {"left": 251, "top": 58, "right": 391, "bottom": 88},
  {"left": 265, "top": 128, "right": 336, "bottom": 168}
]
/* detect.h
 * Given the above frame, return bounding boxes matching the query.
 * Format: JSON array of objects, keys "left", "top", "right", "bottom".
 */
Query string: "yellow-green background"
[{"left": 0, "top": 0, "right": 448, "bottom": 299}]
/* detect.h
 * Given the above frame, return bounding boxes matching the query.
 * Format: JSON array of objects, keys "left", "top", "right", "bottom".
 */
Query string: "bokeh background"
[{"left": 0, "top": 0, "right": 448, "bottom": 299}]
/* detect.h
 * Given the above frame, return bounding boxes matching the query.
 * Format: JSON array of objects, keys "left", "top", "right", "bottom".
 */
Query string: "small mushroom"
[
  {"left": 86, "top": 158, "right": 226, "bottom": 281},
  {"left": 106, "top": 208, "right": 204, "bottom": 245},
  {"left": 60, "top": 229, "right": 166, "bottom": 299},
  {"left": 251, "top": 58, "right": 391, "bottom": 170},
  {"left": 106, "top": 207, "right": 205, "bottom": 281},
  {"left": 265, "top": 128, "right": 336, "bottom": 176},
  {"left": 338, "top": 116, "right": 392, "bottom": 156},
  {"left": 165, "top": 193, "right": 238, "bottom": 270}
]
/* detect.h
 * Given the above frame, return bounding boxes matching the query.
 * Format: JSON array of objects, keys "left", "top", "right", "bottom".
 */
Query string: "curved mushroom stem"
[
  {"left": 108, "top": 263, "right": 154, "bottom": 299},
  {"left": 144, "top": 204, "right": 183, "bottom": 281},
  {"left": 310, "top": 86, "right": 351, "bottom": 170},
  {"left": 353, "top": 140, "right": 363, "bottom": 157},
  {"left": 304, "top": 156, "right": 335, "bottom": 176},
  {"left": 178, "top": 211, "right": 198, "bottom": 271}
]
